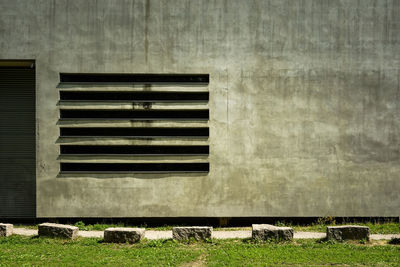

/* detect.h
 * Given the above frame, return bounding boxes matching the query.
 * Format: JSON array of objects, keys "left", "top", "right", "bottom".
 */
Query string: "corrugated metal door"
[{"left": 0, "top": 63, "right": 36, "bottom": 218}]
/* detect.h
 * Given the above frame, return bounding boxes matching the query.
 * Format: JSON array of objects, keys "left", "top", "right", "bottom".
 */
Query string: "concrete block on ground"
[
  {"left": 38, "top": 223, "right": 79, "bottom": 239},
  {"left": 172, "top": 226, "right": 212, "bottom": 241},
  {"left": 104, "top": 228, "right": 145, "bottom": 243},
  {"left": 0, "top": 223, "right": 13, "bottom": 237},
  {"left": 327, "top": 225, "right": 370, "bottom": 241},
  {"left": 252, "top": 224, "right": 294, "bottom": 241}
]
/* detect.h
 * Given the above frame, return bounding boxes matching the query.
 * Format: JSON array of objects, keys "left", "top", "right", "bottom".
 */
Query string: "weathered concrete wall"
[{"left": 0, "top": 0, "right": 399, "bottom": 217}]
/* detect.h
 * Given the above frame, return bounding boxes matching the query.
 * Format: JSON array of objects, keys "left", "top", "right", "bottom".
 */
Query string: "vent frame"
[{"left": 57, "top": 73, "right": 210, "bottom": 174}]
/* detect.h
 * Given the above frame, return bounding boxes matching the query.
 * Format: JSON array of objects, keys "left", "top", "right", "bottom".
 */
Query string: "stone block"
[
  {"left": 252, "top": 224, "right": 294, "bottom": 241},
  {"left": 0, "top": 223, "right": 13, "bottom": 237},
  {"left": 38, "top": 223, "right": 79, "bottom": 239},
  {"left": 104, "top": 228, "right": 145, "bottom": 243},
  {"left": 326, "top": 225, "right": 370, "bottom": 241},
  {"left": 172, "top": 226, "right": 212, "bottom": 241}
]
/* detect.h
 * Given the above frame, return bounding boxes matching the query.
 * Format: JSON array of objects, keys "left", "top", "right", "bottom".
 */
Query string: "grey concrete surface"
[
  {"left": 38, "top": 223, "right": 79, "bottom": 239},
  {"left": 327, "top": 225, "right": 370, "bottom": 241},
  {"left": 172, "top": 226, "right": 213, "bottom": 240},
  {"left": 294, "top": 232, "right": 325, "bottom": 239},
  {"left": 13, "top": 228, "right": 37, "bottom": 236},
  {"left": 0, "top": 223, "right": 13, "bottom": 237},
  {"left": 0, "top": 0, "right": 399, "bottom": 217},
  {"left": 252, "top": 224, "right": 294, "bottom": 241},
  {"left": 104, "top": 227, "right": 145, "bottom": 243}
]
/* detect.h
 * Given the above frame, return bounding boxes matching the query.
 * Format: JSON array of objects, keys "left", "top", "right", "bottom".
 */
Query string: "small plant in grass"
[
  {"left": 317, "top": 238, "right": 337, "bottom": 244},
  {"left": 74, "top": 221, "right": 86, "bottom": 230},
  {"left": 176, "top": 237, "right": 213, "bottom": 245},
  {"left": 205, "top": 238, "right": 213, "bottom": 244},
  {"left": 73, "top": 222, "right": 126, "bottom": 231},
  {"left": 317, "top": 216, "right": 336, "bottom": 225},
  {"left": 242, "top": 238, "right": 255, "bottom": 244},
  {"left": 145, "top": 239, "right": 166, "bottom": 248},
  {"left": 248, "top": 237, "right": 292, "bottom": 244},
  {"left": 275, "top": 221, "right": 287, "bottom": 227}
]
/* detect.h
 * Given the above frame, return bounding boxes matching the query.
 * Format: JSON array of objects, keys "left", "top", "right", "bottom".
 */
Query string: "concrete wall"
[{"left": 0, "top": 0, "right": 399, "bottom": 217}]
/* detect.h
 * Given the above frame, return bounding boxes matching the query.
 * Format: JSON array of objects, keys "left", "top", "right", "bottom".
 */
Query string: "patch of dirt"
[{"left": 180, "top": 254, "right": 206, "bottom": 267}]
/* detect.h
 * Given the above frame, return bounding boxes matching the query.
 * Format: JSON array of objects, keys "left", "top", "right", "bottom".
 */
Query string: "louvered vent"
[{"left": 58, "top": 73, "right": 209, "bottom": 173}]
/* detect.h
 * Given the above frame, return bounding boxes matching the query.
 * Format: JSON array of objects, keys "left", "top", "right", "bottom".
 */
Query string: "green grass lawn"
[{"left": 0, "top": 236, "right": 399, "bottom": 266}]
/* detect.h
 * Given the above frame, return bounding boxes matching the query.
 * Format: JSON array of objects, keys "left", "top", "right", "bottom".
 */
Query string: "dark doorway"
[{"left": 0, "top": 60, "right": 36, "bottom": 218}]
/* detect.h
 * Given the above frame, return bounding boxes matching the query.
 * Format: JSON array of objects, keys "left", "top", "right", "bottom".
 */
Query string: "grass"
[
  {"left": 291, "top": 221, "right": 400, "bottom": 234},
  {"left": 0, "top": 236, "right": 399, "bottom": 266},
  {"left": 292, "top": 222, "right": 400, "bottom": 234},
  {"left": 0, "top": 236, "right": 201, "bottom": 266},
  {"left": 12, "top": 219, "right": 400, "bottom": 234}
]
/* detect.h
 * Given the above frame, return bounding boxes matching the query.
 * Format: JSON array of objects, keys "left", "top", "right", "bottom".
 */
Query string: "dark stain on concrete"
[{"left": 144, "top": 0, "right": 150, "bottom": 64}]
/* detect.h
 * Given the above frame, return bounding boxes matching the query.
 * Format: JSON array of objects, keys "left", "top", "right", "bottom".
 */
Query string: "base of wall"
[{"left": 1, "top": 217, "right": 399, "bottom": 227}]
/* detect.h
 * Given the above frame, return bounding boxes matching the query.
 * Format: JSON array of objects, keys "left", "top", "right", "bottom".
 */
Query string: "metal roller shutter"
[{"left": 0, "top": 64, "right": 36, "bottom": 218}]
